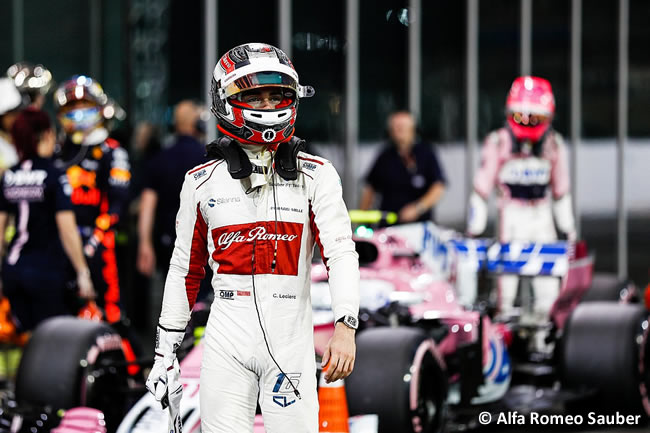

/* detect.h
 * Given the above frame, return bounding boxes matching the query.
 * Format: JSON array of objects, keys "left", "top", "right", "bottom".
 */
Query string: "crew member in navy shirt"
[
  {"left": 0, "top": 109, "right": 94, "bottom": 331},
  {"left": 137, "top": 100, "right": 207, "bottom": 279},
  {"left": 360, "top": 111, "right": 446, "bottom": 223}
]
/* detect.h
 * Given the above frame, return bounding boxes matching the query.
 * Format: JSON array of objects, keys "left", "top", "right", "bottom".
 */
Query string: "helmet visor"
[
  {"left": 60, "top": 107, "right": 103, "bottom": 131},
  {"left": 222, "top": 71, "right": 297, "bottom": 99}
]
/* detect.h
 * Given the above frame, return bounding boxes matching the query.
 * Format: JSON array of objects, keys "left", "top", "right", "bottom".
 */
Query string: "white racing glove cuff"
[
  {"left": 146, "top": 325, "right": 185, "bottom": 409},
  {"left": 154, "top": 324, "right": 184, "bottom": 357}
]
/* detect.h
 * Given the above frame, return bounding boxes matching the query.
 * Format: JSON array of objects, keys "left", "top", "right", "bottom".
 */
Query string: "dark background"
[{"left": 3, "top": 0, "right": 650, "bottom": 142}]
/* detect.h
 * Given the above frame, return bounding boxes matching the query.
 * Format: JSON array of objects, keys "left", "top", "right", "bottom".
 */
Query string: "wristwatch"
[{"left": 336, "top": 315, "right": 358, "bottom": 330}]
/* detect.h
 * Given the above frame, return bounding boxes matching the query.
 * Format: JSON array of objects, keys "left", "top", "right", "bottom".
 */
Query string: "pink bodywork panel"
[
  {"left": 180, "top": 340, "right": 203, "bottom": 378},
  {"left": 349, "top": 231, "right": 492, "bottom": 364},
  {"left": 54, "top": 407, "right": 107, "bottom": 433},
  {"left": 550, "top": 256, "right": 595, "bottom": 329}
]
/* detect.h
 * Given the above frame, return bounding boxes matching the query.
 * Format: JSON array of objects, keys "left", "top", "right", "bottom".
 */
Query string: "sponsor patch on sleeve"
[{"left": 193, "top": 169, "right": 207, "bottom": 180}]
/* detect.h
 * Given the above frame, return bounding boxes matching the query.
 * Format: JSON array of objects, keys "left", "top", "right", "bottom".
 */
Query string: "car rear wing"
[
  {"left": 382, "top": 221, "right": 571, "bottom": 277},
  {"left": 446, "top": 238, "right": 570, "bottom": 277}
]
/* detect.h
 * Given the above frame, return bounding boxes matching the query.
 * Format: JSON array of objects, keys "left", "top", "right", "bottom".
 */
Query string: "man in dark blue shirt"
[
  {"left": 360, "top": 111, "right": 446, "bottom": 223},
  {"left": 137, "top": 100, "right": 206, "bottom": 277}
]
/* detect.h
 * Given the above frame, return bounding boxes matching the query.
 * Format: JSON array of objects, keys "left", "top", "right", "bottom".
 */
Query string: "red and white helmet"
[
  {"left": 210, "top": 42, "right": 314, "bottom": 146},
  {"left": 505, "top": 76, "right": 555, "bottom": 143}
]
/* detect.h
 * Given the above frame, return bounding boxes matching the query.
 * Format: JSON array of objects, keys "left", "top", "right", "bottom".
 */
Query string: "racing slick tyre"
[
  {"left": 15, "top": 317, "right": 128, "bottom": 431},
  {"left": 561, "top": 302, "right": 650, "bottom": 417},
  {"left": 345, "top": 327, "right": 447, "bottom": 433},
  {"left": 580, "top": 272, "right": 635, "bottom": 303}
]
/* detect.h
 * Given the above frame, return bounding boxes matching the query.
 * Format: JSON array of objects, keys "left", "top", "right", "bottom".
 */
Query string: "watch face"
[{"left": 345, "top": 316, "right": 358, "bottom": 329}]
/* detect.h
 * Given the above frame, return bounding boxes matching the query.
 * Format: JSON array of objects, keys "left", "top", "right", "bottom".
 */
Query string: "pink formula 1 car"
[
  {"left": 327, "top": 217, "right": 650, "bottom": 432},
  {"left": 2, "top": 217, "right": 649, "bottom": 433}
]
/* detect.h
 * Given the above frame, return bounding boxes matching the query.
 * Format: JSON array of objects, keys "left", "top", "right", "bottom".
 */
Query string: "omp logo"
[
  {"left": 302, "top": 162, "right": 317, "bottom": 171},
  {"left": 4, "top": 169, "right": 47, "bottom": 186},
  {"left": 218, "top": 226, "right": 298, "bottom": 250},
  {"left": 219, "top": 290, "right": 234, "bottom": 300}
]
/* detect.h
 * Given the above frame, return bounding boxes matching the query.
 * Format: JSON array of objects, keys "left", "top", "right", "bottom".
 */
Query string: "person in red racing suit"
[
  {"left": 53, "top": 75, "right": 131, "bottom": 324},
  {"left": 467, "top": 76, "right": 576, "bottom": 324},
  {"left": 145, "top": 43, "right": 360, "bottom": 433}
]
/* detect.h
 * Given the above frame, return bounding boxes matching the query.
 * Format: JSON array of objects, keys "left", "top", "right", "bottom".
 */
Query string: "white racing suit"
[
  {"left": 158, "top": 146, "right": 360, "bottom": 432},
  {"left": 467, "top": 128, "right": 576, "bottom": 320}
]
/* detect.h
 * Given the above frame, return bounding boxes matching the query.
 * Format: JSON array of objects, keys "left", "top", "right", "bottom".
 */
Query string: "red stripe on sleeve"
[
  {"left": 309, "top": 202, "right": 328, "bottom": 270},
  {"left": 185, "top": 203, "right": 208, "bottom": 309},
  {"left": 188, "top": 160, "right": 219, "bottom": 175},
  {"left": 298, "top": 156, "right": 324, "bottom": 165}
]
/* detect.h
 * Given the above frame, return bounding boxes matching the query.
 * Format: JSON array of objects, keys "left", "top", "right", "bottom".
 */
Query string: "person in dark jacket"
[{"left": 0, "top": 108, "right": 94, "bottom": 331}]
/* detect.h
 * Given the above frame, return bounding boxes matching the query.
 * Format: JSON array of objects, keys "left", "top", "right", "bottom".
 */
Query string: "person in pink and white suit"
[{"left": 467, "top": 76, "right": 576, "bottom": 320}]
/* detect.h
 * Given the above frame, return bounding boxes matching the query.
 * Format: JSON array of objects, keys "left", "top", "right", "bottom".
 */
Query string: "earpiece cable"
[{"left": 251, "top": 193, "right": 300, "bottom": 398}]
